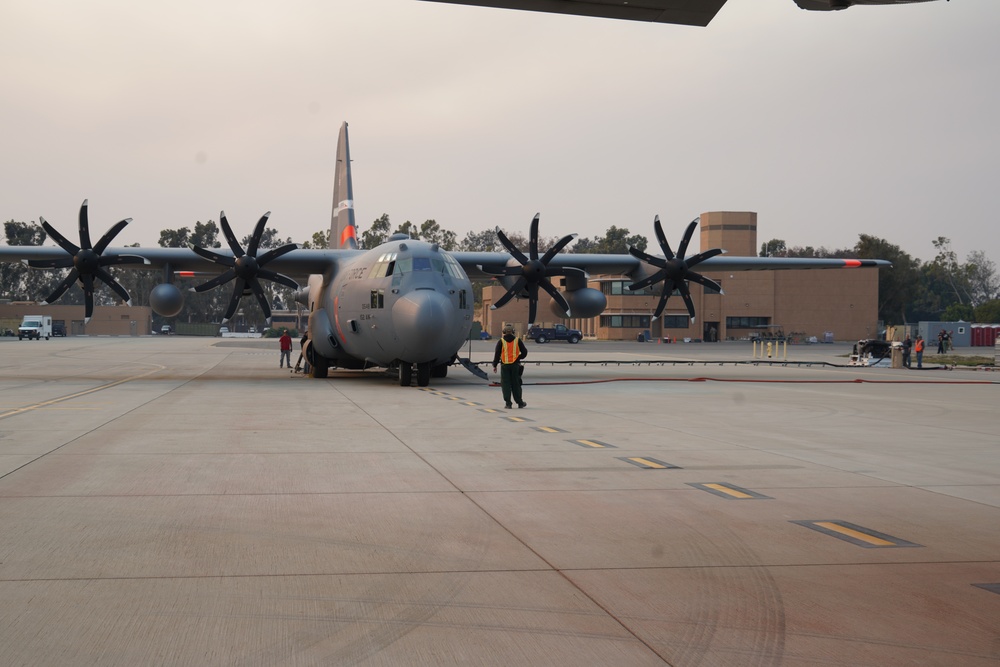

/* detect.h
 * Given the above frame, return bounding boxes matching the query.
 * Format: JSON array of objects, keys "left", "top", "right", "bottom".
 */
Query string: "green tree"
[
  {"left": 853, "top": 234, "right": 920, "bottom": 325},
  {"left": 460, "top": 229, "right": 502, "bottom": 252},
  {"left": 190, "top": 220, "right": 221, "bottom": 249},
  {"left": 965, "top": 250, "right": 998, "bottom": 306},
  {"left": 158, "top": 227, "right": 190, "bottom": 248},
  {"left": 301, "top": 229, "right": 330, "bottom": 249},
  {"left": 759, "top": 238, "right": 787, "bottom": 257},
  {"left": 418, "top": 219, "right": 457, "bottom": 250},
  {"left": 1, "top": 220, "right": 58, "bottom": 301},
  {"left": 974, "top": 299, "right": 1000, "bottom": 323},
  {"left": 573, "top": 226, "right": 647, "bottom": 254},
  {"left": 361, "top": 214, "right": 391, "bottom": 249}
]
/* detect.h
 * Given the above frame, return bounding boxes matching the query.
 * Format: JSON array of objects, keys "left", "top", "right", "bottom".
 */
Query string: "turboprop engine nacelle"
[
  {"left": 548, "top": 287, "right": 606, "bottom": 319},
  {"left": 149, "top": 283, "right": 184, "bottom": 318}
]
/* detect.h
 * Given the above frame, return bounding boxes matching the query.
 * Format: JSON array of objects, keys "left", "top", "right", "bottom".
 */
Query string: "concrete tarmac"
[{"left": 1, "top": 336, "right": 998, "bottom": 666}]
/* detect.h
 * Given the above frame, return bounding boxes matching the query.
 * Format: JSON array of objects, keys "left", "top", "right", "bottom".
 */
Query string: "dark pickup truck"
[{"left": 525, "top": 324, "right": 582, "bottom": 344}]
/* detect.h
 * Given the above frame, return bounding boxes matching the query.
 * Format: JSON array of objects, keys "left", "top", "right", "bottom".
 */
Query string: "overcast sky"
[{"left": 2, "top": 0, "right": 997, "bottom": 267}]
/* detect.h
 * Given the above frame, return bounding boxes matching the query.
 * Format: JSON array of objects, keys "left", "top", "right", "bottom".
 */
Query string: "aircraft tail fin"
[{"left": 330, "top": 122, "right": 358, "bottom": 249}]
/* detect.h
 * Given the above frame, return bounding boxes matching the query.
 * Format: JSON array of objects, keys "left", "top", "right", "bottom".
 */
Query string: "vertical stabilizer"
[{"left": 330, "top": 122, "right": 358, "bottom": 249}]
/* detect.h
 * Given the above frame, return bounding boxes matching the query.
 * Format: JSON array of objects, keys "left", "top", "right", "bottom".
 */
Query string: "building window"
[
  {"left": 726, "top": 316, "right": 770, "bottom": 328},
  {"left": 600, "top": 315, "right": 652, "bottom": 328},
  {"left": 661, "top": 315, "right": 690, "bottom": 329},
  {"left": 601, "top": 280, "right": 659, "bottom": 297}
]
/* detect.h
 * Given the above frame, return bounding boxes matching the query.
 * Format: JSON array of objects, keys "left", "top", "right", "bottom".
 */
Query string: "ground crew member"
[
  {"left": 279, "top": 329, "right": 293, "bottom": 368},
  {"left": 492, "top": 324, "right": 527, "bottom": 409},
  {"left": 914, "top": 335, "right": 924, "bottom": 369}
]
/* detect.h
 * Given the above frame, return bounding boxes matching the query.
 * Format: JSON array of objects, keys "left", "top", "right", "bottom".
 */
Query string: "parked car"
[
  {"left": 525, "top": 324, "right": 582, "bottom": 344},
  {"left": 218, "top": 326, "right": 230, "bottom": 336}
]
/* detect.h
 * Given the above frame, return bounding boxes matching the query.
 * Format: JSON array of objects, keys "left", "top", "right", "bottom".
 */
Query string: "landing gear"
[
  {"left": 399, "top": 363, "right": 412, "bottom": 386},
  {"left": 310, "top": 357, "right": 329, "bottom": 378},
  {"left": 416, "top": 362, "right": 431, "bottom": 387},
  {"left": 431, "top": 363, "right": 448, "bottom": 378}
]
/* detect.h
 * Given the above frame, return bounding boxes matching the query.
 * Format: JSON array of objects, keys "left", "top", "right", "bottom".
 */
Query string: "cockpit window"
[{"left": 370, "top": 252, "right": 397, "bottom": 278}]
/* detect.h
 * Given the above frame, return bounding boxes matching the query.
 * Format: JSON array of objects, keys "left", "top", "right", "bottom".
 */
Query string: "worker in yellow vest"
[{"left": 492, "top": 323, "right": 528, "bottom": 409}]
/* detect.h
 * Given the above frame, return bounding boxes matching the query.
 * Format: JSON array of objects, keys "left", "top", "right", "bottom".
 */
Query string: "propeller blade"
[
  {"left": 191, "top": 244, "right": 236, "bottom": 267},
  {"left": 221, "top": 279, "right": 246, "bottom": 322},
  {"left": 41, "top": 270, "right": 80, "bottom": 305},
  {"left": 191, "top": 269, "right": 237, "bottom": 293},
  {"left": 246, "top": 212, "right": 271, "bottom": 257},
  {"left": 78, "top": 200, "right": 93, "bottom": 250},
  {"left": 256, "top": 268, "right": 298, "bottom": 290},
  {"left": 686, "top": 272, "right": 724, "bottom": 295},
  {"left": 92, "top": 219, "right": 131, "bottom": 254},
  {"left": 652, "top": 287, "right": 672, "bottom": 320},
  {"left": 539, "top": 233, "right": 577, "bottom": 265},
  {"left": 680, "top": 285, "right": 696, "bottom": 322},
  {"left": 496, "top": 228, "right": 529, "bottom": 265},
  {"left": 247, "top": 279, "right": 273, "bottom": 323},
  {"left": 40, "top": 218, "right": 80, "bottom": 255},
  {"left": 490, "top": 277, "right": 527, "bottom": 310},
  {"left": 479, "top": 264, "right": 522, "bottom": 277},
  {"left": 675, "top": 218, "right": 699, "bottom": 260},
  {"left": 99, "top": 254, "right": 150, "bottom": 267},
  {"left": 256, "top": 241, "right": 297, "bottom": 266},
  {"left": 628, "top": 246, "right": 666, "bottom": 268},
  {"left": 81, "top": 274, "right": 95, "bottom": 322},
  {"left": 628, "top": 269, "right": 667, "bottom": 292},
  {"left": 219, "top": 212, "right": 244, "bottom": 257},
  {"left": 653, "top": 216, "right": 674, "bottom": 261},
  {"left": 685, "top": 247, "right": 725, "bottom": 268},
  {"left": 539, "top": 280, "right": 571, "bottom": 318},
  {"left": 526, "top": 282, "right": 539, "bottom": 325},
  {"left": 26, "top": 257, "right": 74, "bottom": 269},
  {"left": 95, "top": 267, "right": 132, "bottom": 305},
  {"left": 528, "top": 214, "right": 540, "bottom": 260}
]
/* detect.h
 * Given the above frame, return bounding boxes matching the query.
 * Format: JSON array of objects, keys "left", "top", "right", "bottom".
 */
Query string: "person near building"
[
  {"left": 492, "top": 324, "right": 528, "bottom": 409},
  {"left": 279, "top": 329, "right": 293, "bottom": 368},
  {"left": 914, "top": 335, "right": 925, "bottom": 369},
  {"left": 936, "top": 330, "right": 945, "bottom": 354},
  {"left": 902, "top": 335, "right": 912, "bottom": 369}
]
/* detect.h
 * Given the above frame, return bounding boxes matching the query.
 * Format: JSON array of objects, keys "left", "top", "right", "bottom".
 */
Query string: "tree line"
[
  {"left": 758, "top": 235, "right": 1000, "bottom": 325},
  {"left": 3, "top": 214, "right": 998, "bottom": 327}
]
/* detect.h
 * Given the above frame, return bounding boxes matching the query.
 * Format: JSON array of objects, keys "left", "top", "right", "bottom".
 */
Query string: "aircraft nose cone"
[{"left": 392, "top": 289, "right": 455, "bottom": 354}]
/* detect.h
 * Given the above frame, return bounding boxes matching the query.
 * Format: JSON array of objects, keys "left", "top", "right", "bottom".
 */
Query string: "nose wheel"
[{"left": 398, "top": 362, "right": 432, "bottom": 387}]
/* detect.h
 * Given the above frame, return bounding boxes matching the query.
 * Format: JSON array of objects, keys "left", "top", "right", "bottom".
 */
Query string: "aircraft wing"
[
  {"left": 0, "top": 246, "right": 360, "bottom": 283},
  {"left": 421, "top": 0, "right": 730, "bottom": 26},
  {"left": 454, "top": 251, "right": 888, "bottom": 281}
]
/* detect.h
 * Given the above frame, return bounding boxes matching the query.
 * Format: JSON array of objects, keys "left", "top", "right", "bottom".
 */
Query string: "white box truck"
[{"left": 18, "top": 315, "right": 53, "bottom": 340}]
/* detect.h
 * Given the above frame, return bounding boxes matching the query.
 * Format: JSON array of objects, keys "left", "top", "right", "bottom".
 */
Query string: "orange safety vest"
[
  {"left": 500, "top": 337, "right": 521, "bottom": 364},
  {"left": 914, "top": 338, "right": 924, "bottom": 352}
]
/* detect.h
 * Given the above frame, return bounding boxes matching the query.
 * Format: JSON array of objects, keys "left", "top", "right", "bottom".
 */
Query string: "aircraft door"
[{"left": 704, "top": 321, "right": 720, "bottom": 343}]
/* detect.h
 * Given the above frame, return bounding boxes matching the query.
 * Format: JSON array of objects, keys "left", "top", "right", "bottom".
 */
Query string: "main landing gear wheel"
[
  {"left": 399, "top": 363, "right": 412, "bottom": 386},
  {"left": 416, "top": 362, "right": 431, "bottom": 387},
  {"left": 310, "top": 357, "right": 329, "bottom": 378}
]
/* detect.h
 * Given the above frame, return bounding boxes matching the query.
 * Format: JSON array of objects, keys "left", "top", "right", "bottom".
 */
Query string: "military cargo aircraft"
[
  {"left": 0, "top": 122, "right": 889, "bottom": 386},
  {"left": 421, "top": 0, "right": 945, "bottom": 27}
]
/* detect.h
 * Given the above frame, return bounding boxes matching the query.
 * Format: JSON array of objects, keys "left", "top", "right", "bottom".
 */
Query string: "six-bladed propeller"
[
  {"left": 27, "top": 200, "right": 149, "bottom": 322},
  {"left": 189, "top": 211, "right": 299, "bottom": 325},
  {"left": 627, "top": 215, "right": 725, "bottom": 321},
  {"left": 482, "top": 214, "right": 580, "bottom": 326}
]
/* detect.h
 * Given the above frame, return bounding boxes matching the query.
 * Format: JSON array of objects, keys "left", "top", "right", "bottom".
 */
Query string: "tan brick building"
[
  {"left": 0, "top": 302, "right": 153, "bottom": 336},
  {"left": 482, "top": 212, "right": 880, "bottom": 343}
]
